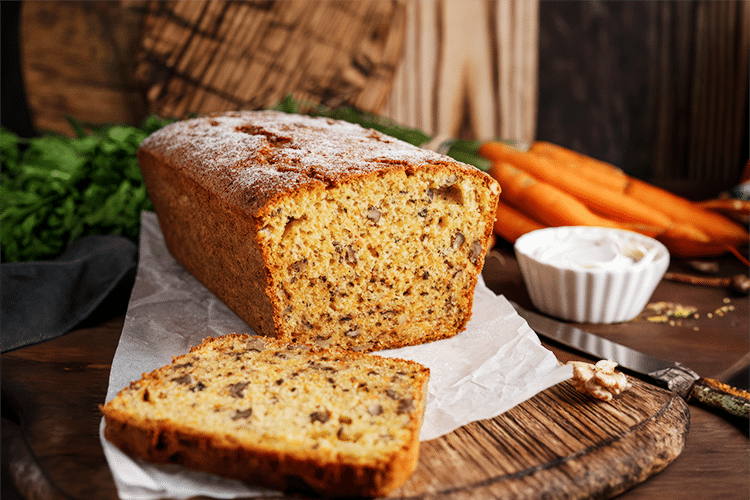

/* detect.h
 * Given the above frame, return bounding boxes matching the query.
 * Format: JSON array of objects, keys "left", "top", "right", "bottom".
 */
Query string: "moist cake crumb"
[
  {"left": 137, "top": 111, "right": 500, "bottom": 351},
  {"left": 100, "top": 333, "right": 430, "bottom": 497}
]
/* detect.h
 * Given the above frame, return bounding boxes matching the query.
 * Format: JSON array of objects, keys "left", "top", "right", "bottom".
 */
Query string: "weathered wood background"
[
  {"left": 536, "top": 0, "right": 750, "bottom": 196},
  {"left": 12, "top": 0, "right": 750, "bottom": 197},
  {"left": 379, "top": 0, "right": 539, "bottom": 145}
]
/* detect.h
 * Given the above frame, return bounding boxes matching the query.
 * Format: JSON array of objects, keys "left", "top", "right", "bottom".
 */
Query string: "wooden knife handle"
[{"left": 690, "top": 377, "right": 750, "bottom": 419}]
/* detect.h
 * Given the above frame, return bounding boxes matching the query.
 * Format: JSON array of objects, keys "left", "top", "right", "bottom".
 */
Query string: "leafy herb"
[{"left": 1, "top": 116, "right": 174, "bottom": 262}]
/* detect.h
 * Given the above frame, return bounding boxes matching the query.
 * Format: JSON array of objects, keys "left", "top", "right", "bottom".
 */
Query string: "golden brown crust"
[
  {"left": 138, "top": 110, "right": 496, "bottom": 218},
  {"left": 138, "top": 111, "right": 500, "bottom": 350},
  {"left": 101, "top": 334, "right": 429, "bottom": 497},
  {"left": 102, "top": 410, "right": 419, "bottom": 496},
  {"left": 137, "top": 151, "right": 279, "bottom": 336}
]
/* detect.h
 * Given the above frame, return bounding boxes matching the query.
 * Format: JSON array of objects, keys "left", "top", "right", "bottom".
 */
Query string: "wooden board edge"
[{"left": 390, "top": 381, "right": 690, "bottom": 500}]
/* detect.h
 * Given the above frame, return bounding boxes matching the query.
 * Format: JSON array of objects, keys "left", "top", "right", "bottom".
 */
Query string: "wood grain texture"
[
  {"left": 19, "top": 1, "right": 148, "bottom": 136},
  {"left": 536, "top": 0, "right": 749, "bottom": 194},
  {"left": 19, "top": 0, "right": 538, "bottom": 143},
  {"left": 649, "top": 0, "right": 750, "bottom": 188},
  {"left": 133, "top": 0, "right": 406, "bottom": 119},
  {"left": 381, "top": 0, "right": 539, "bottom": 142},
  {"left": 1, "top": 319, "right": 123, "bottom": 500},
  {"left": 387, "top": 378, "right": 688, "bottom": 500}
]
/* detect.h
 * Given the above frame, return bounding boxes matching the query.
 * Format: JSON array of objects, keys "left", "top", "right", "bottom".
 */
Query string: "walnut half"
[{"left": 567, "top": 359, "right": 631, "bottom": 402}]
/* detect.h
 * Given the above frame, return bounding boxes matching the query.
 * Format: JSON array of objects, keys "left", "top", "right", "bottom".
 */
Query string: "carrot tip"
[{"left": 727, "top": 246, "right": 750, "bottom": 267}]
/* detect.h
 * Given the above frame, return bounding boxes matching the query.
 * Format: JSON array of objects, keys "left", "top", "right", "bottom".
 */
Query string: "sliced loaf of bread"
[
  {"left": 137, "top": 111, "right": 500, "bottom": 351},
  {"left": 100, "top": 333, "right": 430, "bottom": 497}
]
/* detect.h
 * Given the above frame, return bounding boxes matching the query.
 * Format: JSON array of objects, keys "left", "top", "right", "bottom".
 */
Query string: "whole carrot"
[
  {"left": 481, "top": 141, "right": 674, "bottom": 229},
  {"left": 627, "top": 178, "right": 749, "bottom": 247},
  {"left": 489, "top": 162, "right": 624, "bottom": 229},
  {"left": 528, "top": 141, "right": 629, "bottom": 193},
  {"left": 657, "top": 229, "right": 736, "bottom": 259},
  {"left": 527, "top": 140, "right": 749, "bottom": 247},
  {"left": 585, "top": 207, "right": 711, "bottom": 243},
  {"left": 488, "top": 161, "right": 729, "bottom": 258},
  {"left": 493, "top": 199, "right": 545, "bottom": 243}
]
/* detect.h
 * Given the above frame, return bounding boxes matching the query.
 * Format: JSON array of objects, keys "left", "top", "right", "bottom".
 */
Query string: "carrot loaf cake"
[{"left": 137, "top": 111, "right": 500, "bottom": 351}]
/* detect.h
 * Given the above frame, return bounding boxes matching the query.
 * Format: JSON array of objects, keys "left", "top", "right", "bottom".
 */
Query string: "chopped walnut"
[
  {"left": 451, "top": 232, "right": 465, "bottom": 250},
  {"left": 227, "top": 381, "right": 250, "bottom": 398},
  {"left": 368, "top": 403, "right": 383, "bottom": 416},
  {"left": 567, "top": 360, "right": 631, "bottom": 401},
  {"left": 310, "top": 408, "right": 330, "bottom": 424},
  {"left": 366, "top": 206, "right": 381, "bottom": 223}
]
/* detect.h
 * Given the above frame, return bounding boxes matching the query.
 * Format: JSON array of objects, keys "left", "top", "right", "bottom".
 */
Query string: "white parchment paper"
[{"left": 100, "top": 211, "right": 572, "bottom": 500}]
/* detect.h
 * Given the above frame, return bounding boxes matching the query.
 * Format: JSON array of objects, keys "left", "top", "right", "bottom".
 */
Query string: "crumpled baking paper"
[{"left": 100, "top": 211, "right": 572, "bottom": 500}]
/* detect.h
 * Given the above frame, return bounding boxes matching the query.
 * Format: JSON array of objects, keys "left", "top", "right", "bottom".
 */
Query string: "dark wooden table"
[{"left": 3, "top": 242, "right": 748, "bottom": 500}]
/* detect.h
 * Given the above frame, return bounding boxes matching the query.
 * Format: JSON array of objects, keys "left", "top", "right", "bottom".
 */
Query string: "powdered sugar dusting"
[{"left": 138, "top": 111, "right": 469, "bottom": 216}]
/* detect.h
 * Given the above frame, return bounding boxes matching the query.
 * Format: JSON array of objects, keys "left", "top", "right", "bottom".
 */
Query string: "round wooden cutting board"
[{"left": 387, "top": 377, "right": 689, "bottom": 499}]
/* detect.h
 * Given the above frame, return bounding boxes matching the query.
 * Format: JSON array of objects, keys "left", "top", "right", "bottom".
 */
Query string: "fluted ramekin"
[{"left": 514, "top": 226, "right": 670, "bottom": 324}]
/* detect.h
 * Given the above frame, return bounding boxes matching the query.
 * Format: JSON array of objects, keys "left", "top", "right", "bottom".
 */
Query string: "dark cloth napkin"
[{"left": 1, "top": 235, "right": 138, "bottom": 352}]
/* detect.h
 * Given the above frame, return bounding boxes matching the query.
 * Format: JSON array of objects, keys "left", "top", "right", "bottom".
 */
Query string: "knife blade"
[{"left": 511, "top": 301, "right": 750, "bottom": 419}]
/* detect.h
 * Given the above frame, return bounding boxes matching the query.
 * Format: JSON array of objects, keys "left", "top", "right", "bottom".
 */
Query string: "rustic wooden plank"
[
  {"left": 19, "top": 1, "right": 149, "bottom": 135},
  {"left": 133, "top": 0, "right": 406, "bottom": 119},
  {"left": 696, "top": 0, "right": 746, "bottom": 186},
  {"left": 381, "top": 0, "right": 539, "bottom": 142}
]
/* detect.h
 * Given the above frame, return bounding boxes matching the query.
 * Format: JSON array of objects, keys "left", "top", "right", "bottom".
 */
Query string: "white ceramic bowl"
[{"left": 514, "top": 226, "right": 670, "bottom": 324}]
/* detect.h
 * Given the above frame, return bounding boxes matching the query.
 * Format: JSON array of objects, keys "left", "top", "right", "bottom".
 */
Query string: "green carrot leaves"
[{"left": 0, "top": 117, "right": 174, "bottom": 262}]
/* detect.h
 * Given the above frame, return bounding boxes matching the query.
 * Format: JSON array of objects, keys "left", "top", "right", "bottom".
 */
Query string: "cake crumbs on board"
[
  {"left": 639, "top": 301, "right": 698, "bottom": 323},
  {"left": 636, "top": 298, "right": 736, "bottom": 325}
]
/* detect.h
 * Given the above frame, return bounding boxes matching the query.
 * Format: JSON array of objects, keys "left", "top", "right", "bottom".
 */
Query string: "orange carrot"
[
  {"left": 529, "top": 142, "right": 748, "bottom": 246},
  {"left": 493, "top": 199, "right": 545, "bottom": 243},
  {"left": 584, "top": 204, "right": 711, "bottom": 242},
  {"left": 696, "top": 198, "right": 750, "bottom": 225},
  {"left": 619, "top": 223, "right": 663, "bottom": 239},
  {"left": 657, "top": 230, "right": 736, "bottom": 259},
  {"left": 481, "top": 141, "right": 674, "bottom": 229},
  {"left": 626, "top": 178, "right": 750, "bottom": 247},
  {"left": 489, "top": 162, "right": 624, "bottom": 229},
  {"left": 528, "top": 141, "right": 749, "bottom": 246},
  {"left": 488, "top": 162, "right": 735, "bottom": 259},
  {"left": 528, "top": 141, "right": 629, "bottom": 193}
]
